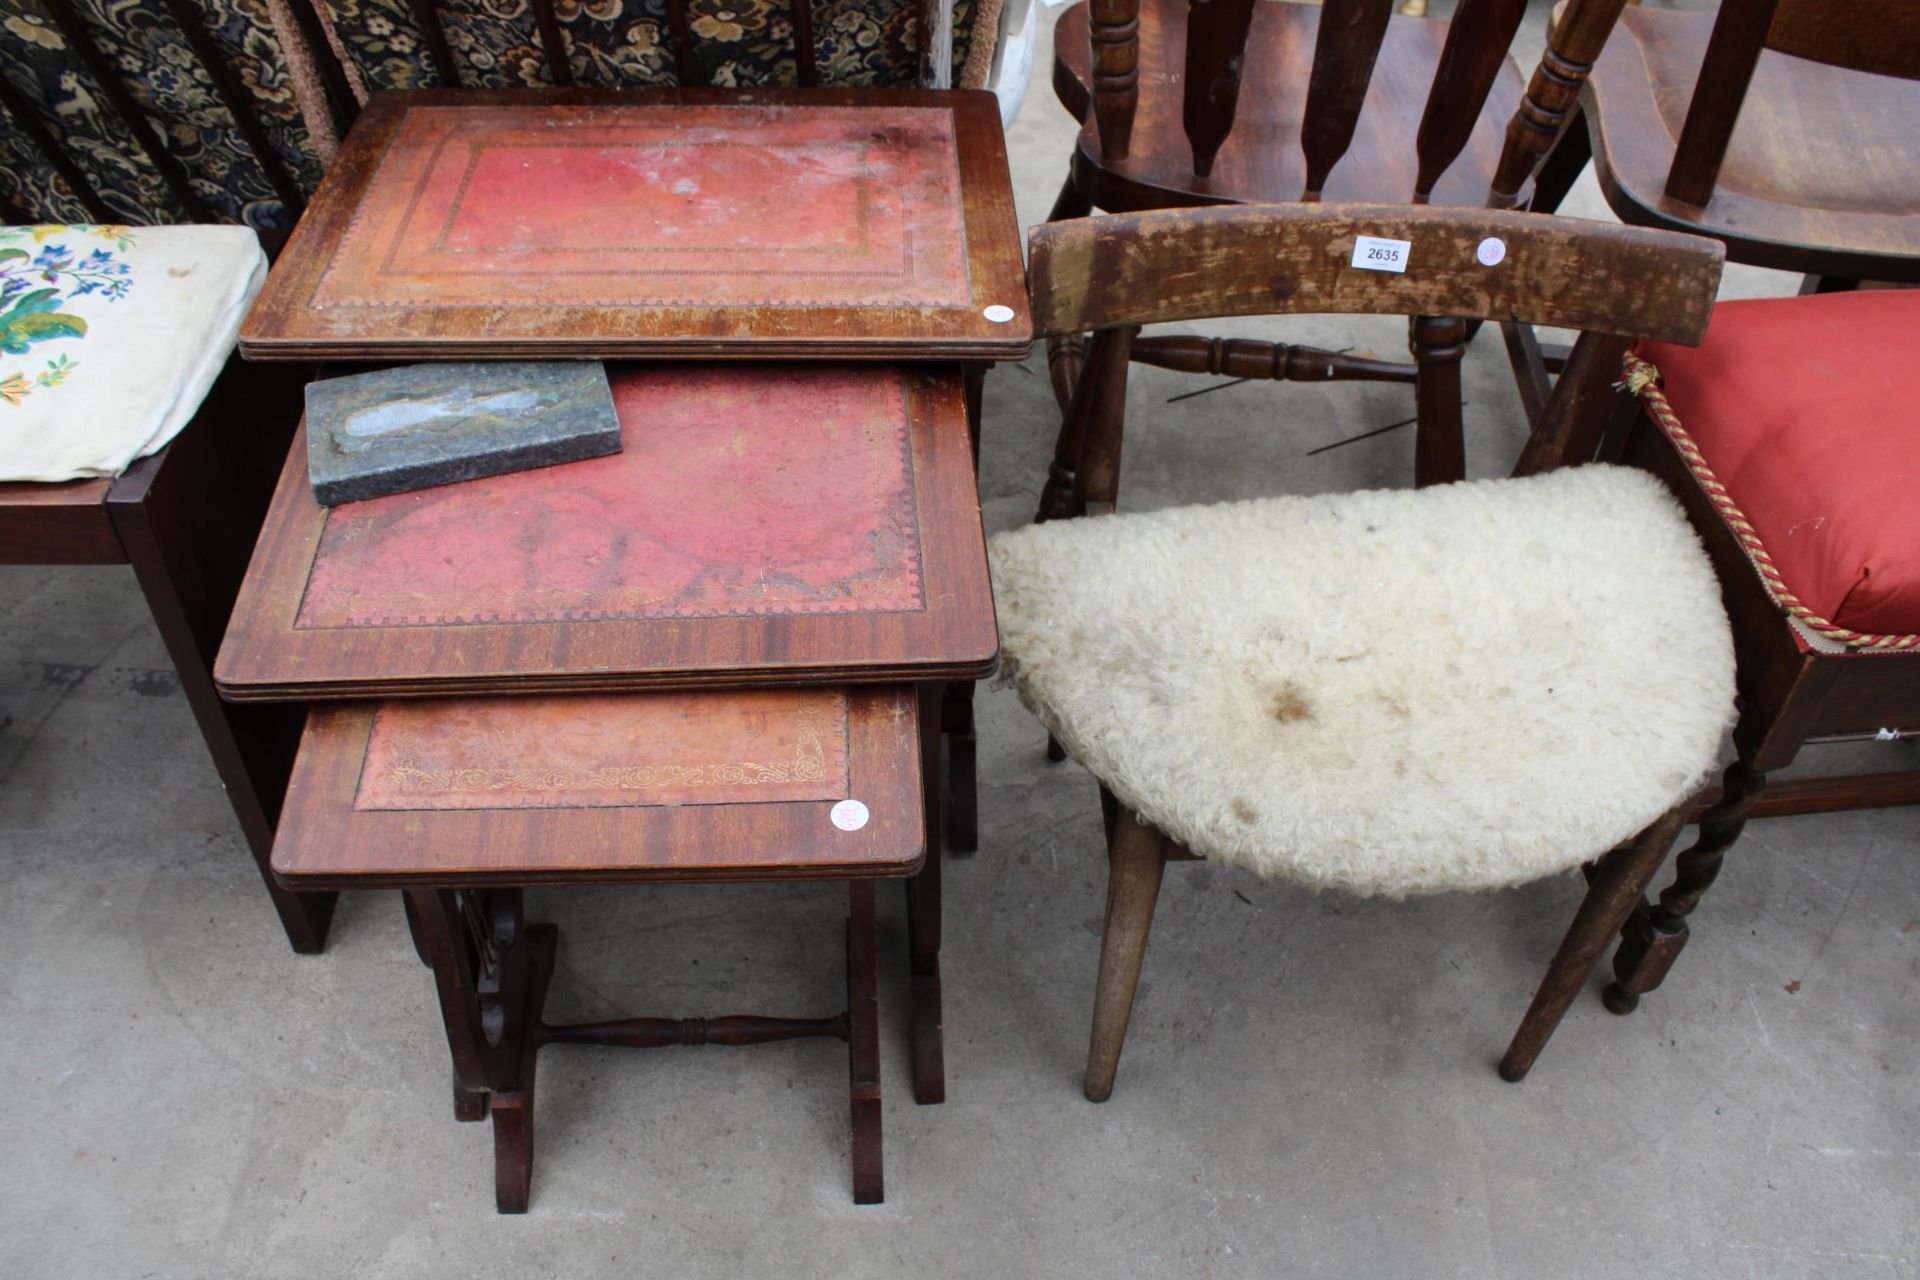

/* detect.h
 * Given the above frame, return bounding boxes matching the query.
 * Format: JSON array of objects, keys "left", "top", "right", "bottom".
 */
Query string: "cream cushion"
[
  {"left": 988, "top": 465, "right": 1736, "bottom": 896},
  {"left": 0, "top": 224, "right": 265, "bottom": 483}
]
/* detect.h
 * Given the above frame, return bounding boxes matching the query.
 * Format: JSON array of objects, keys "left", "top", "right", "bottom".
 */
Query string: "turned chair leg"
[
  {"left": 1085, "top": 803, "right": 1170, "bottom": 1102},
  {"left": 1526, "top": 108, "right": 1593, "bottom": 217},
  {"left": 1605, "top": 762, "right": 1766, "bottom": 1014},
  {"left": 1500, "top": 806, "right": 1688, "bottom": 1082},
  {"left": 847, "top": 882, "right": 884, "bottom": 1204}
]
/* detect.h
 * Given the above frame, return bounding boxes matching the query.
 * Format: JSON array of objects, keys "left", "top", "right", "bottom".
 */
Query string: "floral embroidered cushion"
[{"left": 0, "top": 223, "right": 266, "bottom": 483}]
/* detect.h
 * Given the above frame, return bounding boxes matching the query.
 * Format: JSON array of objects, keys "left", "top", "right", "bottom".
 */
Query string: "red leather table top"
[
  {"left": 216, "top": 362, "right": 996, "bottom": 700},
  {"left": 355, "top": 687, "right": 850, "bottom": 813},
  {"left": 295, "top": 365, "right": 923, "bottom": 628},
  {"left": 241, "top": 88, "right": 1032, "bottom": 361}
]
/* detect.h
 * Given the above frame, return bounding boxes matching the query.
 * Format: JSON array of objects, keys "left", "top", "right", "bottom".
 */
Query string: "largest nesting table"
[{"left": 219, "top": 85, "right": 1028, "bottom": 1211}]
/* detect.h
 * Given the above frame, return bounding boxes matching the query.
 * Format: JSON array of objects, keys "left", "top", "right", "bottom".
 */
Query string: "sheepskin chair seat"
[{"left": 989, "top": 465, "right": 1737, "bottom": 896}]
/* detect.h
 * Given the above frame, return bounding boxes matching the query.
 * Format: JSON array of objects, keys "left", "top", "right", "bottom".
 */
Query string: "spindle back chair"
[
  {"left": 1045, "top": 0, "right": 1638, "bottom": 488},
  {"left": 1522, "top": 0, "right": 1920, "bottom": 293},
  {"left": 1655, "top": 0, "right": 1920, "bottom": 213}
]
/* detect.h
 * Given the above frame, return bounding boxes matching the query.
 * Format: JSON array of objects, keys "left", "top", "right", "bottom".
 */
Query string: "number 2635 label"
[{"left": 1351, "top": 236, "right": 1411, "bottom": 273}]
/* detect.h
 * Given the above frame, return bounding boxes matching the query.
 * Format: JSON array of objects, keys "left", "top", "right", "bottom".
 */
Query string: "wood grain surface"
[
  {"left": 240, "top": 88, "right": 1033, "bottom": 361},
  {"left": 0, "top": 478, "right": 120, "bottom": 565},
  {"left": 1582, "top": 5, "right": 1920, "bottom": 280},
  {"left": 272, "top": 685, "right": 923, "bottom": 888},
  {"left": 1026, "top": 202, "right": 1723, "bottom": 341},
  {"left": 1053, "top": 0, "right": 1526, "bottom": 211},
  {"left": 355, "top": 686, "right": 850, "bottom": 811},
  {"left": 216, "top": 363, "right": 997, "bottom": 700}
]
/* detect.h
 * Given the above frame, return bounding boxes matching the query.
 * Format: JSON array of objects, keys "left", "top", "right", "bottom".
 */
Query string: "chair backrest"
[
  {"left": 0, "top": 0, "right": 975, "bottom": 244},
  {"left": 345, "top": 0, "right": 963, "bottom": 101},
  {"left": 1665, "top": 0, "right": 1920, "bottom": 207},
  {"left": 1089, "top": 0, "right": 1629, "bottom": 202},
  {"left": 1026, "top": 203, "right": 1723, "bottom": 515},
  {"left": 0, "top": 0, "right": 321, "bottom": 241}
]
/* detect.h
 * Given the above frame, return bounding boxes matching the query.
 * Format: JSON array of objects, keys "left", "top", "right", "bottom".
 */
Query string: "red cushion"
[{"left": 1637, "top": 290, "right": 1920, "bottom": 638}]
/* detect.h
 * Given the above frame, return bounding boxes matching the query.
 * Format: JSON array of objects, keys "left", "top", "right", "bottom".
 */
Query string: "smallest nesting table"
[{"left": 272, "top": 683, "right": 937, "bottom": 1211}]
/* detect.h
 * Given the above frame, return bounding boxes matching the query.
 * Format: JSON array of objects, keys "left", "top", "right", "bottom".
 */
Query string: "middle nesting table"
[
  {"left": 217, "top": 363, "right": 995, "bottom": 699},
  {"left": 222, "top": 361, "right": 995, "bottom": 1210}
]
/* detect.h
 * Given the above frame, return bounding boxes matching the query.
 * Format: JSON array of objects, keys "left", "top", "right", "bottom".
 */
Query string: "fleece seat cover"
[
  {"left": 1636, "top": 289, "right": 1920, "bottom": 638},
  {"left": 989, "top": 466, "right": 1735, "bottom": 896},
  {"left": 0, "top": 224, "right": 265, "bottom": 483}
]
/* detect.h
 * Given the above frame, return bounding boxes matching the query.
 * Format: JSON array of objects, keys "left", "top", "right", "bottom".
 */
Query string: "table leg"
[
  {"left": 492, "top": 924, "right": 555, "bottom": 1214},
  {"left": 107, "top": 361, "right": 335, "bottom": 954},
  {"left": 847, "top": 881, "right": 883, "bottom": 1205},
  {"left": 910, "top": 684, "right": 947, "bottom": 1104},
  {"left": 941, "top": 681, "right": 979, "bottom": 853},
  {"left": 945, "top": 363, "right": 987, "bottom": 855},
  {"left": 404, "top": 887, "right": 545, "bottom": 1213}
]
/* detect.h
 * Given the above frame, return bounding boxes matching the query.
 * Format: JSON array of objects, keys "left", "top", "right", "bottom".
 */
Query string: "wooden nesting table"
[
  {"left": 275, "top": 685, "right": 937, "bottom": 1209},
  {"left": 231, "top": 361, "right": 991, "bottom": 1211},
  {"left": 221, "top": 83, "right": 1027, "bottom": 1213}
]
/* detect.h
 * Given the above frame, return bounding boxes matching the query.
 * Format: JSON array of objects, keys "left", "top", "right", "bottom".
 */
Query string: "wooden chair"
[
  {"left": 0, "top": 356, "right": 330, "bottom": 953},
  {"left": 1042, "top": 0, "right": 1636, "bottom": 488},
  {"left": 1524, "top": 0, "right": 1920, "bottom": 298},
  {"left": 1565, "top": 288, "right": 1920, "bottom": 1017},
  {"left": 1499, "top": 1, "right": 1920, "bottom": 878},
  {"left": 995, "top": 202, "right": 1732, "bottom": 1099}
]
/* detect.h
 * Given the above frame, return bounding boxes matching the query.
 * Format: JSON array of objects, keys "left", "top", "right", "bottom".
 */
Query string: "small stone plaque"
[{"left": 305, "top": 362, "right": 621, "bottom": 505}]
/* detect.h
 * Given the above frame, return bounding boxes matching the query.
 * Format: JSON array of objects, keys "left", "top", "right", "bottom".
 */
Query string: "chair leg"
[
  {"left": 1604, "top": 763, "right": 1766, "bottom": 1014},
  {"left": 1499, "top": 805, "right": 1688, "bottom": 1082},
  {"left": 1085, "top": 804, "right": 1170, "bottom": 1102},
  {"left": 1526, "top": 108, "right": 1592, "bottom": 217},
  {"left": 1048, "top": 168, "right": 1092, "bottom": 223}
]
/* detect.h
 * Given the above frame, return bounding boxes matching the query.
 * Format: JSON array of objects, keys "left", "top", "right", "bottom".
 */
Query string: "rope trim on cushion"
[{"left": 1622, "top": 350, "right": 1920, "bottom": 653}]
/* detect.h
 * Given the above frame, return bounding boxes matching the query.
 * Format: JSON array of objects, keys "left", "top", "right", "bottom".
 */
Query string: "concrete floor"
[{"left": 3, "top": 5, "right": 1917, "bottom": 1276}]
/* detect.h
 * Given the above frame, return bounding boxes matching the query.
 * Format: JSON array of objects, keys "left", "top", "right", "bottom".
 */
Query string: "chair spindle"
[
  {"left": 1299, "top": 0, "right": 1393, "bottom": 200},
  {"left": 1411, "top": 0, "right": 1528, "bottom": 202}
]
